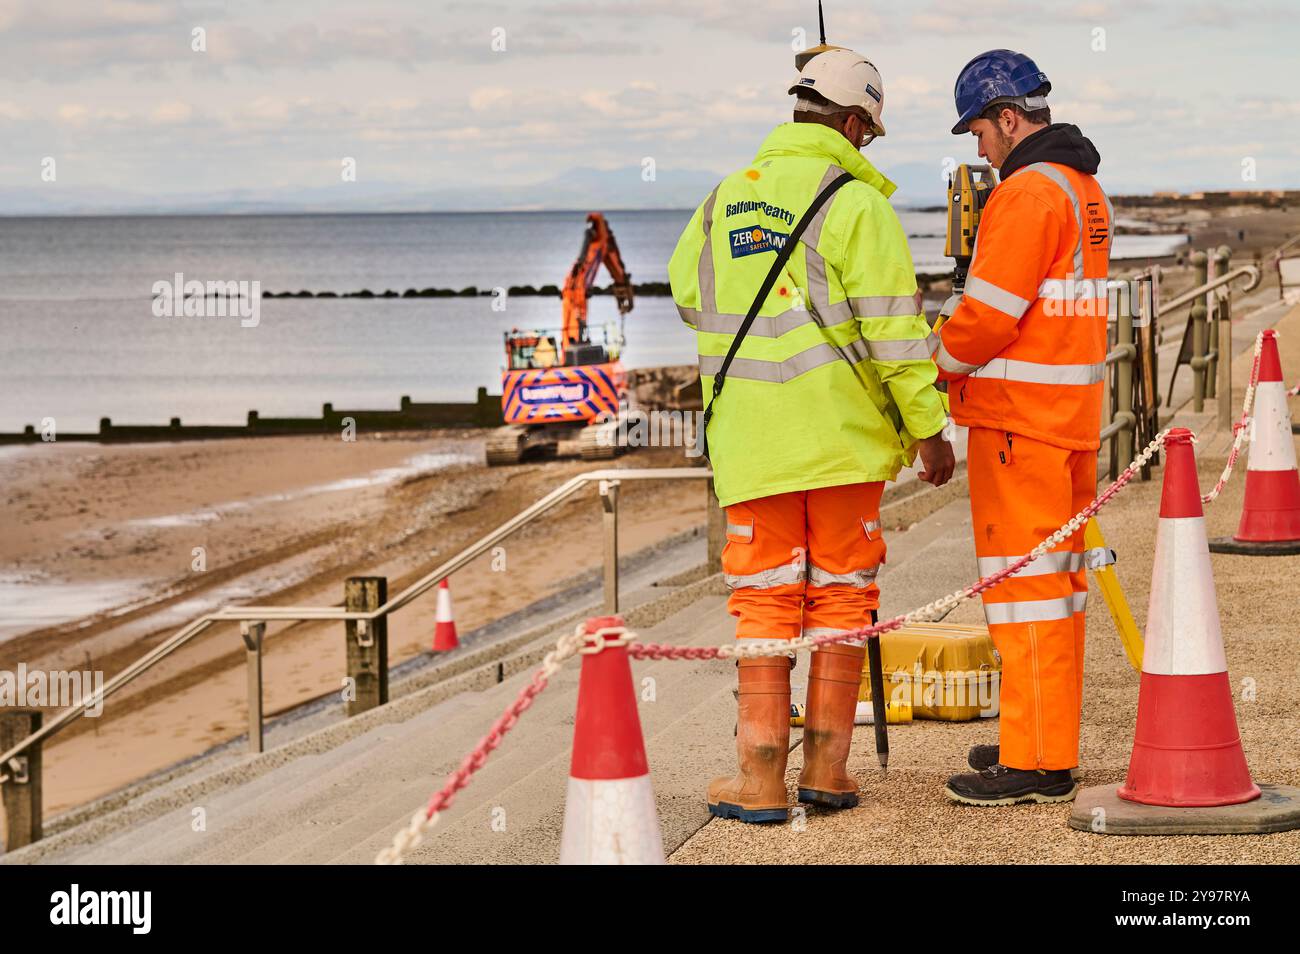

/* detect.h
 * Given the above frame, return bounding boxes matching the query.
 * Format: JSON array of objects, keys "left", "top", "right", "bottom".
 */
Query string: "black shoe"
[
  {"left": 967, "top": 743, "right": 999, "bottom": 771},
  {"left": 944, "top": 763, "right": 1079, "bottom": 806},
  {"left": 967, "top": 744, "right": 1080, "bottom": 779}
]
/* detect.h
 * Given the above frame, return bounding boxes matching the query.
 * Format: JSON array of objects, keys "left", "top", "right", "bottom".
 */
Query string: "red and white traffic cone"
[
  {"left": 1070, "top": 428, "right": 1300, "bottom": 834},
  {"left": 432, "top": 579, "right": 459, "bottom": 651},
  {"left": 1119, "top": 428, "right": 1259, "bottom": 807},
  {"left": 559, "top": 615, "right": 664, "bottom": 865},
  {"left": 1216, "top": 330, "right": 1300, "bottom": 554}
]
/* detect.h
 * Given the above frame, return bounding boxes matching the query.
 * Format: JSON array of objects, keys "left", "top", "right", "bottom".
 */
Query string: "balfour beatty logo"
[
  {"left": 725, "top": 200, "right": 795, "bottom": 225},
  {"left": 520, "top": 382, "right": 588, "bottom": 403},
  {"left": 729, "top": 225, "right": 790, "bottom": 258}
]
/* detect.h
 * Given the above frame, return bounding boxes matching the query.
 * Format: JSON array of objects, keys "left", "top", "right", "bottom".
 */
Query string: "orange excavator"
[{"left": 486, "top": 213, "right": 643, "bottom": 465}]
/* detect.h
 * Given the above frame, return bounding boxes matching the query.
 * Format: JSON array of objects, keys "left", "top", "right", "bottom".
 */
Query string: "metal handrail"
[
  {"left": 1155, "top": 264, "right": 1259, "bottom": 318},
  {"left": 0, "top": 466, "right": 711, "bottom": 775}
]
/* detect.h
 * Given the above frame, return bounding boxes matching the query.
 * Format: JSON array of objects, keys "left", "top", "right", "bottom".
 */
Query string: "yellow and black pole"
[
  {"left": 1084, "top": 518, "right": 1144, "bottom": 671},
  {"left": 866, "top": 609, "right": 888, "bottom": 775}
]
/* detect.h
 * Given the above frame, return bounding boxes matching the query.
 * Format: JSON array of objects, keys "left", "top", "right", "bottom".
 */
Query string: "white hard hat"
[{"left": 788, "top": 48, "right": 886, "bottom": 136}]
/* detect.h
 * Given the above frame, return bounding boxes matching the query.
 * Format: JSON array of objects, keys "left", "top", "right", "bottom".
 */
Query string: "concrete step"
[{"left": 29, "top": 590, "right": 730, "bottom": 864}]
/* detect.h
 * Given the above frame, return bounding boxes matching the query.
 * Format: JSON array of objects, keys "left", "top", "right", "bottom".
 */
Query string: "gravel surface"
[{"left": 671, "top": 306, "right": 1300, "bottom": 865}]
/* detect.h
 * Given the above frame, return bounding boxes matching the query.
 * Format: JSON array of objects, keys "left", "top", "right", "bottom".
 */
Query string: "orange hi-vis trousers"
[
  {"left": 968, "top": 427, "right": 1095, "bottom": 771},
  {"left": 722, "top": 482, "right": 886, "bottom": 645}
]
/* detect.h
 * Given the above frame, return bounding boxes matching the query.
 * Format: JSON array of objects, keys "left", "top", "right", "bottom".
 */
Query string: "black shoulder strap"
[{"left": 700, "top": 170, "right": 855, "bottom": 460}]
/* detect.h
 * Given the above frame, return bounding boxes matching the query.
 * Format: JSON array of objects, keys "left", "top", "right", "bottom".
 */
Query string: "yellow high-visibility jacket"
[{"left": 669, "top": 121, "right": 946, "bottom": 507}]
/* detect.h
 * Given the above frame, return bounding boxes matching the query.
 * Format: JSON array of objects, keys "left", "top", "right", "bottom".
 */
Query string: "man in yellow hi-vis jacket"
[{"left": 669, "top": 48, "right": 953, "bottom": 823}]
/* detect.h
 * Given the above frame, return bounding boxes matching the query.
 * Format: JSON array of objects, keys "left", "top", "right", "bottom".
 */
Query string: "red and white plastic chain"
[
  {"left": 1201, "top": 329, "right": 1266, "bottom": 503},
  {"left": 373, "top": 623, "right": 599, "bottom": 865},
  {"left": 374, "top": 430, "right": 1170, "bottom": 864}
]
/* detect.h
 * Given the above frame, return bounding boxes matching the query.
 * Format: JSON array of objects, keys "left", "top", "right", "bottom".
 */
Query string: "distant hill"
[{"left": 0, "top": 166, "right": 729, "bottom": 216}]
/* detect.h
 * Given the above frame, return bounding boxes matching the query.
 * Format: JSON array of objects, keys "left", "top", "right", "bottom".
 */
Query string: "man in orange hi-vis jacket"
[{"left": 934, "top": 51, "right": 1112, "bottom": 806}]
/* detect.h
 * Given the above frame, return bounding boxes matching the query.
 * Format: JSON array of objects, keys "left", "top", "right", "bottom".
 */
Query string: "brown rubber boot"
[
  {"left": 798, "top": 642, "right": 866, "bottom": 809},
  {"left": 707, "top": 655, "right": 792, "bottom": 823}
]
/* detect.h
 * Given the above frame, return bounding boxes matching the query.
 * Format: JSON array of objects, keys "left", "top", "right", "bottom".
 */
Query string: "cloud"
[{"left": 150, "top": 101, "right": 193, "bottom": 123}]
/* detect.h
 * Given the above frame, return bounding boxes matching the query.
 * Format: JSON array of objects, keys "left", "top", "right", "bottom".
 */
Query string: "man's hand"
[{"left": 916, "top": 432, "right": 955, "bottom": 487}]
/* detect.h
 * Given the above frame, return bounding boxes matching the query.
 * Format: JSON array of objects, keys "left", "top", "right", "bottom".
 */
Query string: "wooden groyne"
[{"left": 0, "top": 391, "right": 503, "bottom": 444}]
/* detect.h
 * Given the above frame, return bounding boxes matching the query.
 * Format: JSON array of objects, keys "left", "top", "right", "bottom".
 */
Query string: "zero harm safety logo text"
[{"left": 729, "top": 225, "right": 790, "bottom": 258}]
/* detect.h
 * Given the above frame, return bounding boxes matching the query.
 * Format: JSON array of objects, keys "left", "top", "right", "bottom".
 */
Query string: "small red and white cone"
[
  {"left": 432, "top": 579, "right": 459, "bottom": 651},
  {"left": 1119, "top": 428, "right": 1259, "bottom": 807},
  {"left": 1218, "top": 330, "right": 1300, "bottom": 553},
  {"left": 559, "top": 615, "right": 665, "bottom": 865}
]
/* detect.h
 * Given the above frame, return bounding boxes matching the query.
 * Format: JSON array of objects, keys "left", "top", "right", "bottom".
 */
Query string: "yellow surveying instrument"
[{"left": 936, "top": 163, "right": 997, "bottom": 331}]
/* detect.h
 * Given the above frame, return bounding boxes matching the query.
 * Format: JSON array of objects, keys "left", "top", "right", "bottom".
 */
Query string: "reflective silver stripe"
[
  {"left": 935, "top": 338, "right": 982, "bottom": 376},
  {"left": 725, "top": 522, "right": 753, "bottom": 542},
  {"left": 983, "top": 596, "right": 1074, "bottom": 625},
  {"left": 677, "top": 303, "right": 699, "bottom": 327},
  {"left": 803, "top": 626, "right": 865, "bottom": 648},
  {"left": 970, "top": 357, "right": 1105, "bottom": 386},
  {"left": 965, "top": 275, "right": 1031, "bottom": 320},
  {"left": 1072, "top": 590, "right": 1088, "bottom": 613},
  {"left": 800, "top": 164, "right": 846, "bottom": 251},
  {"left": 808, "top": 562, "right": 879, "bottom": 588},
  {"left": 867, "top": 334, "right": 939, "bottom": 361},
  {"left": 725, "top": 562, "right": 805, "bottom": 590},
  {"left": 1018, "top": 162, "right": 1084, "bottom": 281},
  {"left": 842, "top": 336, "right": 871, "bottom": 365},
  {"left": 816, "top": 299, "right": 855, "bottom": 325},
  {"left": 977, "top": 551, "right": 1084, "bottom": 579},
  {"left": 698, "top": 185, "right": 720, "bottom": 313},
  {"left": 800, "top": 244, "right": 876, "bottom": 381},
  {"left": 1101, "top": 190, "right": 1114, "bottom": 248},
  {"left": 861, "top": 518, "right": 881, "bottom": 536},
  {"left": 699, "top": 342, "right": 845, "bottom": 383},
  {"left": 849, "top": 294, "right": 920, "bottom": 317},
  {"left": 694, "top": 308, "right": 812, "bottom": 338},
  {"left": 805, "top": 244, "right": 831, "bottom": 312}
]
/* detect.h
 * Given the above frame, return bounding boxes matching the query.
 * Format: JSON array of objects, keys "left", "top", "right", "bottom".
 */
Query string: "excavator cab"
[{"left": 503, "top": 330, "right": 611, "bottom": 371}]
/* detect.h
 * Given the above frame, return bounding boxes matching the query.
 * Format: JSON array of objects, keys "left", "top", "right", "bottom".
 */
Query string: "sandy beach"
[{"left": 1, "top": 432, "right": 705, "bottom": 814}]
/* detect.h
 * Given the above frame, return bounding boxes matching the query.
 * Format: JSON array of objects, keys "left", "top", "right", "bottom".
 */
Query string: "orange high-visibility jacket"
[{"left": 935, "top": 125, "right": 1113, "bottom": 450}]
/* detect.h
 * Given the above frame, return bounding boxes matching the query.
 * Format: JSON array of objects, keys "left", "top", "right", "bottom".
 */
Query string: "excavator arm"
[{"left": 561, "top": 213, "right": 634, "bottom": 352}]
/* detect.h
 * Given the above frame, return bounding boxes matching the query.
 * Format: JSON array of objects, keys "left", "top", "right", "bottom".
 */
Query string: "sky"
[{"left": 0, "top": 0, "right": 1297, "bottom": 212}]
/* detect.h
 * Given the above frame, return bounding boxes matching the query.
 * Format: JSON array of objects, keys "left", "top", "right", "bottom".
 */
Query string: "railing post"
[
  {"left": 0, "top": 711, "right": 42, "bottom": 851},
  {"left": 706, "top": 476, "right": 727, "bottom": 568},
  {"left": 1189, "top": 250, "right": 1209, "bottom": 412},
  {"left": 345, "top": 577, "right": 388, "bottom": 716},
  {"left": 241, "top": 621, "right": 266, "bottom": 754},
  {"left": 1116, "top": 284, "right": 1136, "bottom": 468},
  {"left": 1204, "top": 251, "right": 1219, "bottom": 401},
  {"left": 600, "top": 479, "right": 620, "bottom": 613},
  {"left": 1216, "top": 246, "right": 1234, "bottom": 430},
  {"left": 1103, "top": 283, "right": 1122, "bottom": 480}
]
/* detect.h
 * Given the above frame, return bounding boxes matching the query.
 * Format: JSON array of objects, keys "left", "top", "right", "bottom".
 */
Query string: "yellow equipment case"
[{"left": 859, "top": 623, "right": 1001, "bottom": 721}]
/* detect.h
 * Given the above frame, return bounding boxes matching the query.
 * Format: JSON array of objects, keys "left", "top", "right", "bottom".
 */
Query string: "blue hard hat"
[{"left": 951, "top": 49, "right": 1050, "bottom": 134}]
